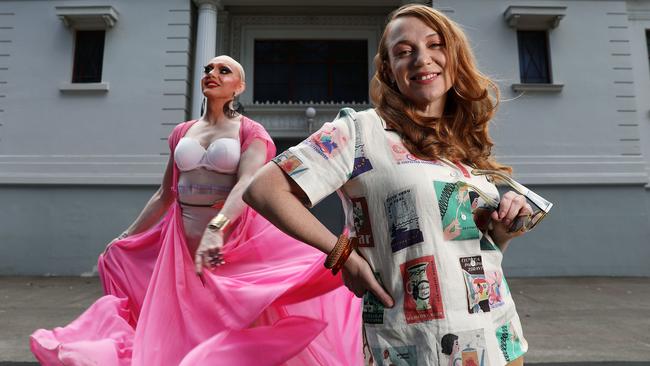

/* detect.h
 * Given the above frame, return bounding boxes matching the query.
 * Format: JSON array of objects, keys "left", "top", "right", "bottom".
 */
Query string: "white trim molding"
[
  {"left": 0, "top": 155, "right": 166, "bottom": 185},
  {"left": 55, "top": 5, "right": 119, "bottom": 30},
  {"left": 511, "top": 83, "right": 563, "bottom": 92},
  {"left": 59, "top": 82, "right": 109, "bottom": 92},
  {"left": 1, "top": 155, "right": 646, "bottom": 186},
  {"left": 504, "top": 5, "right": 566, "bottom": 30},
  {"left": 500, "top": 155, "right": 648, "bottom": 185}
]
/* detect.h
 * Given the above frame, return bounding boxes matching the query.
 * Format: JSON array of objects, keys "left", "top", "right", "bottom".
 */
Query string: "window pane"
[
  {"left": 72, "top": 30, "right": 105, "bottom": 83},
  {"left": 254, "top": 40, "right": 368, "bottom": 103},
  {"left": 517, "top": 31, "right": 550, "bottom": 84}
]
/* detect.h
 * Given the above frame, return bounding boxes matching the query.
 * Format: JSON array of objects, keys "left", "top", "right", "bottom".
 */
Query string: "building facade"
[{"left": 0, "top": 0, "right": 648, "bottom": 276}]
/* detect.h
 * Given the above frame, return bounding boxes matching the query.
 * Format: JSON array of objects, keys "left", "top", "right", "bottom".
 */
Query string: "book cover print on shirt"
[
  {"left": 363, "top": 272, "right": 385, "bottom": 325},
  {"left": 388, "top": 135, "right": 444, "bottom": 167},
  {"left": 385, "top": 188, "right": 424, "bottom": 252},
  {"left": 400, "top": 255, "right": 445, "bottom": 323},
  {"left": 305, "top": 122, "right": 349, "bottom": 160},
  {"left": 272, "top": 150, "right": 309, "bottom": 178},
  {"left": 438, "top": 329, "right": 488, "bottom": 366},
  {"left": 350, "top": 119, "right": 373, "bottom": 179},
  {"left": 435, "top": 181, "right": 480, "bottom": 241},
  {"left": 370, "top": 345, "right": 418, "bottom": 366},
  {"left": 460, "top": 255, "right": 491, "bottom": 314},
  {"left": 486, "top": 270, "right": 506, "bottom": 309},
  {"left": 352, "top": 196, "right": 374, "bottom": 247},
  {"left": 496, "top": 319, "right": 524, "bottom": 362}
]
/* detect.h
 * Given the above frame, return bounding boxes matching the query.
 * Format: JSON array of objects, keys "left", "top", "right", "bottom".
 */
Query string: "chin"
[{"left": 203, "top": 90, "right": 229, "bottom": 99}]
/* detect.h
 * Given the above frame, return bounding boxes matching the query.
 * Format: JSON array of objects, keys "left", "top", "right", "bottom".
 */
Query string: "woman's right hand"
[
  {"left": 102, "top": 232, "right": 127, "bottom": 255},
  {"left": 341, "top": 251, "right": 394, "bottom": 308}
]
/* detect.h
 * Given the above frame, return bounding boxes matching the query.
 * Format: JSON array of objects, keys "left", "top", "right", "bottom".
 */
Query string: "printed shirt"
[{"left": 273, "top": 108, "right": 528, "bottom": 366}]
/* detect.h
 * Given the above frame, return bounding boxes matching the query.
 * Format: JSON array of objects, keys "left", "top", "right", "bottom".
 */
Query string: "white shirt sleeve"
[{"left": 272, "top": 108, "right": 357, "bottom": 207}]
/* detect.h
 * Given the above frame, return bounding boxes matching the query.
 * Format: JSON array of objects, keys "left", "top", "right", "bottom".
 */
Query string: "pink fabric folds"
[{"left": 30, "top": 117, "right": 362, "bottom": 366}]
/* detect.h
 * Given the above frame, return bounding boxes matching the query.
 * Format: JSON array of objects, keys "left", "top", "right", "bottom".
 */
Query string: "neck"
[
  {"left": 202, "top": 98, "right": 231, "bottom": 125},
  {"left": 414, "top": 94, "right": 447, "bottom": 120}
]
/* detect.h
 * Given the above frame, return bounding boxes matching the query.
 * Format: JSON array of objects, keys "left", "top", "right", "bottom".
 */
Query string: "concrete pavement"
[{"left": 1, "top": 276, "right": 649, "bottom": 364}]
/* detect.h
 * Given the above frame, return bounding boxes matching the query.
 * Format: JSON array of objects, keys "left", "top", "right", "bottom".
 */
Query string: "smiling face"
[
  {"left": 201, "top": 55, "right": 246, "bottom": 100},
  {"left": 385, "top": 16, "right": 453, "bottom": 116}
]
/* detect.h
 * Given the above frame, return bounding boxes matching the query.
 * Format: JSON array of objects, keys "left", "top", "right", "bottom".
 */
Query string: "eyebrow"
[
  {"left": 206, "top": 62, "right": 232, "bottom": 69},
  {"left": 391, "top": 32, "right": 441, "bottom": 48}
]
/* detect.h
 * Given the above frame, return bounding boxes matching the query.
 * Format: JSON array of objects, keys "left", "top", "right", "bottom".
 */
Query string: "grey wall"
[
  {"left": 2, "top": 184, "right": 648, "bottom": 276},
  {"left": 0, "top": 0, "right": 192, "bottom": 184},
  {"left": 0, "top": 185, "right": 155, "bottom": 275},
  {"left": 501, "top": 185, "right": 650, "bottom": 276},
  {"left": 1, "top": 0, "right": 649, "bottom": 276},
  {"left": 0, "top": 185, "right": 344, "bottom": 276},
  {"left": 435, "top": 0, "right": 647, "bottom": 186}
]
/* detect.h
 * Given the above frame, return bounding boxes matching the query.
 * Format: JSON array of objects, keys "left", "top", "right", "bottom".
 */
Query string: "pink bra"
[{"left": 174, "top": 137, "right": 240, "bottom": 173}]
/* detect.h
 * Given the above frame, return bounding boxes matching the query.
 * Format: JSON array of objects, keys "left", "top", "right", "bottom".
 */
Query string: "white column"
[{"left": 191, "top": 0, "right": 221, "bottom": 119}]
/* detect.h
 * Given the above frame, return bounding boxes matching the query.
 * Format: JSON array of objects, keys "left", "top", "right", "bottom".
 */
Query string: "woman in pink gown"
[{"left": 30, "top": 55, "right": 362, "bottom": 366}]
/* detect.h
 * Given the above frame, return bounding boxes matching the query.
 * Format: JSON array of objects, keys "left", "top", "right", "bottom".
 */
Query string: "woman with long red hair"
[{"left": 245, "top": 4, "right": 553, "bottom": 365}]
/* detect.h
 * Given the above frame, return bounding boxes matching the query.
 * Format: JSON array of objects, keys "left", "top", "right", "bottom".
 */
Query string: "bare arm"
[
  {"left": 102, "top": 155, "right": 175, "bottom": 254},
  {"left": 194, "top": 139, "right": 269, "bottom": 272},
  {"left": 216, "top": 139, "right": 268, "bottom": 225},
  {"left": 243, "top": 162, "right": 337, "bottom": 253},
  {"left": 122, "top": 154, "right": 175, "bottom": 237},
  {"left": 243, "top": 162, "right": 394, "bottom": 307}
]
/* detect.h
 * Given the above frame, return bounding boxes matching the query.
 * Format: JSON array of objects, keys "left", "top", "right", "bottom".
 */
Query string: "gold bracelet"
[
  {"left": 324, "top": 234, "right": 350, "bottom": 269},
  {"left": 208, "top": 213, "right": 230, "bottom": 232}
]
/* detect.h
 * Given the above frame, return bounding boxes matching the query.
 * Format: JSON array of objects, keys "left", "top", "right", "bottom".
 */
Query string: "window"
[
  {"left": 517, "top": 31, "right": 550, "bottom": 84},
  {"left": 72, "top": 30, "right": 105, "bottom": 83},
  {"left": 254, "top": 40, "right": 368, "bottom": 104},
  {"left": 56, "top": 6, "right": 117, "bottom": 91},
  {"left": 504, "top": 5, "right": 564, "bottom": 92}
]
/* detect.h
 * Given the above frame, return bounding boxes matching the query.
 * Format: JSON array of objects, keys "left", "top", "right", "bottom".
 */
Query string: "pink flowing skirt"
[{"left": 30, "top": 203, "right": 362, "bottom": 365}]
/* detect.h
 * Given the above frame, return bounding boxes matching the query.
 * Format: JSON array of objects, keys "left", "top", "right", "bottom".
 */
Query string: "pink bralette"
[{"left": 174, "top": 137, "right": 240, "bottom": 173}]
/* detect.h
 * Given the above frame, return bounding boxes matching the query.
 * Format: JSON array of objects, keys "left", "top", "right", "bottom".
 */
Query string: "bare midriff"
[{"left": 177, "top": 168, "right": 236, "bottom": 255}]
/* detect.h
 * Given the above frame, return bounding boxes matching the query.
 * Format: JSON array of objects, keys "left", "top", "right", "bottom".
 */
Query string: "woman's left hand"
[
  {"left": 194, "top": 228, "right": 225, "bottom": 275},
  {"left": 490, "top": 191, "right": 533, "bottom": 240}
]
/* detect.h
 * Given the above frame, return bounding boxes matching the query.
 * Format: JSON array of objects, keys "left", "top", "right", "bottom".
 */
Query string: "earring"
[
  {"left": 231, "top": 94, "right": 241, "bottom": 111},
  {"left": 200, "top": 97, "right": 206, "bottom": 116},
  {"left": 224, "top": 92, "right": 243, "bottom": 118}
]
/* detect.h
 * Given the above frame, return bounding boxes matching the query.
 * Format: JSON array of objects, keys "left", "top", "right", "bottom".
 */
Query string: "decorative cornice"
[
  {"left": 503, "top": 6, "right": 566, "bottom": 30},
  {"left": 55, "top": 5, "right": 119, "bottom": 30}
]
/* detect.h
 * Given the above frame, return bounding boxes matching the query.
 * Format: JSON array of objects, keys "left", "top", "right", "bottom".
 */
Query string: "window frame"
[
  {"left": 504, "top": 5, "right": 565, "bottom": 92},
  {"left": 56, "top": 5, "right": 117, "bottom": 92}
]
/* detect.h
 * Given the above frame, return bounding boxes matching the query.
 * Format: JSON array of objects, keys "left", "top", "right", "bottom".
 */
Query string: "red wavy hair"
[{"left": 370, "top": 4, "right": 511, "bottom": 174}]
